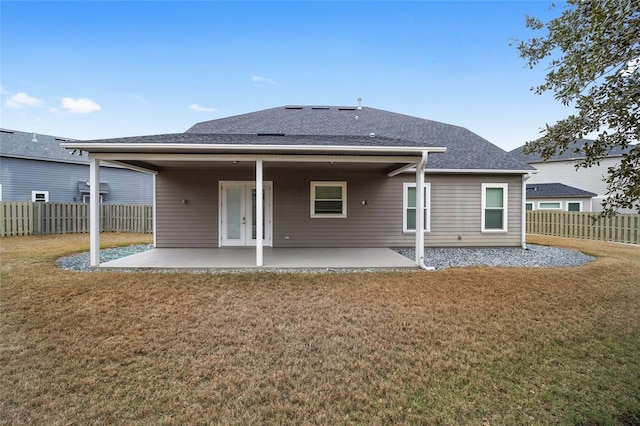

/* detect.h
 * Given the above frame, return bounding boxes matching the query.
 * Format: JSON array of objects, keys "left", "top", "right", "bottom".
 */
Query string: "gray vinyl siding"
[
  {"left": 0, "top": 157, "right": 153, "bottom": 204},
  {"left": 426, "top": 174, "right": 522, "bottom": 247},
  {"left": 154, "top": 166, "right": 524, "bottom": 248}
]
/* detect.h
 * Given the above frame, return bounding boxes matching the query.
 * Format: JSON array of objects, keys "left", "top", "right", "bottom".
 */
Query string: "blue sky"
[{"left": 1, "top": 1, "right": 568, "bottom": 151}]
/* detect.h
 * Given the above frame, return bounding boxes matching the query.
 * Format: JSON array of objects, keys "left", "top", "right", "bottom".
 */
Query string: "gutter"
[
  {"left": 416, "top": 151, "right": 435, "bottom": 271},
  {"left": 521, "top": 173, "right": 532, "bottom": 250},
  {"left": 61, "top": 142, "right": 448, "bottom": 156}
]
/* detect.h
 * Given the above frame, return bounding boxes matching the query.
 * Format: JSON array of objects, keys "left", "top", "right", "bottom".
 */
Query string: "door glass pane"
[
  {"left": 226, "top": 187, "right": 242, "bottom": 239},
  {"left": 251, "top": 189, "right": 266, "bottom": 240},
  {"left": 486, "top": 188, "right": 503, "bottom": 208}
]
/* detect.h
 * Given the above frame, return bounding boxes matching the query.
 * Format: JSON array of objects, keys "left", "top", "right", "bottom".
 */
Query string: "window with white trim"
[
  {"left": 403, "top": 182, "right": 431, "bottom": 232},
  {"left": 539, "top": 202, "right": 561, "bottom": 210},
  {"left": 481, "top": 183, "right": 508, "bottom": 232},
  {"left": 310, "top": 182, "right": 347, "bottom": 218},
  {"left": 526, "top": 203, "right": 533, "bottom": 211},
  {"left": 31, "top": 190, "right": 49, "bottom": 202}
]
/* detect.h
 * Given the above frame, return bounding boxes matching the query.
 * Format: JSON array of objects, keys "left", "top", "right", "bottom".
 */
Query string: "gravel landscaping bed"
[
  {"left": 393, "top": 245, "right": 594, "bottom": 270},
  {"left": 57, "top": 244, "right": 594, "bottom": 272}
]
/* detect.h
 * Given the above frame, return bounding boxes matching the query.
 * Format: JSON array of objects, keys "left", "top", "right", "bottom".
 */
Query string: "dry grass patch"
[{"left": 1, "top": 234, "right": 639, "bottom": 425}]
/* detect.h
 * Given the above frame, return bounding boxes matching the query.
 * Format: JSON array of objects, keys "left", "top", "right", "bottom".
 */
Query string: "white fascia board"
[
  {"left": 86, "top": 152, "right": 424, "bottom": 164},
  {"left": 61, "top": 142, "right": 447, "bottom": 156}
]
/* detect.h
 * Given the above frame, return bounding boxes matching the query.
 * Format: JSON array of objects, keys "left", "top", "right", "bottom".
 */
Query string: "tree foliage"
[{"left": 516, "top": 0, "right": 640, "bottom": 214}]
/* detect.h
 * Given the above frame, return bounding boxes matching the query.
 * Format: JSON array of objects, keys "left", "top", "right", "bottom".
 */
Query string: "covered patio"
[{"left": 99, "top": 247, "right": 418, "bottom": 270}]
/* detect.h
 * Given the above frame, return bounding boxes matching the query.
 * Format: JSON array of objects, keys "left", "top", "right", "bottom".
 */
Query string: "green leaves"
[{"left": 517, "top": 0, "right": 640, "bottom": 215}]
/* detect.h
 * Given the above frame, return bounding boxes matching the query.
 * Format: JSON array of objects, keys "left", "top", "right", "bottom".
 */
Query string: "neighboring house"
[
  {"left": 62, "top": 105, "right": 535, "bottom": 267},
  {"left": 0, "top": 129, "right": 153, "bottom": 204},
  {"left": 510, "top": 139, "right": 634, "bottom": 213},
  {"left": 525, "top": 183, "right": 596, "bottom": 212}
]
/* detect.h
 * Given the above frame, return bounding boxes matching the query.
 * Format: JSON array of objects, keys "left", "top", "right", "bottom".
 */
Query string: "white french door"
[{"left": 220, "top": 181, "right": 273, "bottom": 247}]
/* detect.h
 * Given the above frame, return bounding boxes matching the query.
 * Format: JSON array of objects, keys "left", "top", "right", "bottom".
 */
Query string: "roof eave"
[
  {"left": 424, "top": 168, "right": 537, "bottom": 174},
  {"left": 60, "top": 142, "right": 448, "bottom": 156}
]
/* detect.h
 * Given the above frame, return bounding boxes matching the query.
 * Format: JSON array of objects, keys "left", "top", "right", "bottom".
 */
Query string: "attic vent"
[
  {"left": 257, "top": 133, "right": 285, "bottom": 136},
  {"left": 55, "top": 138, "right": 67, "bottom": 141},
  {"left": 0, "top": 130, "right": 14, "bottom": 134},
  {"left": 311, "top": 107, "right": 330, "bottom": 110},
  {"left": 338, "top": 108, "right": 356, "bottom": 111},
  {"left": 284, "top": 106, "right": 303, "bottom": 110}
]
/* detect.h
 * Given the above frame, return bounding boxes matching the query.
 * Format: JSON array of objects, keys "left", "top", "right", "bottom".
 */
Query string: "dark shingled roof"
[
  {"left": 526, "top": 183, "right": 596, "bottom": 199},
  {"left": 184, "top": 106, "right": 533, "bottom": 171},
  {"left": 510, "top": 138, "right": 634, "bottom": 163},
  {"left": 0, "top": 129, "right": 85, "bottom": 164}
]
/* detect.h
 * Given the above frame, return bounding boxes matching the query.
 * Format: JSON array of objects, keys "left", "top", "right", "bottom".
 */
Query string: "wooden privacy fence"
[
  {"left": 527, "top": 210, "right": 639, "bottom": 245},
  {"left": 0, "top": 202, "right": 153, "bottom": 237}
]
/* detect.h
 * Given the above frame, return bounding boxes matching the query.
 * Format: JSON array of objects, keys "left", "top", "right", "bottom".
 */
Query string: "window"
[
  {"left": 31, "top": 191, "right": 49, "bottom": 202},
  {"left": 567, "top": 202, "right": 581, "bottom": 212},
  {"left": 82, "top": 194, "right": 104, "bottom": 204},
  {"left": 539, "top": 202, "right": 561, "bottom": 210},
  {"left": 310, "top": 182, "right": 347, "bottom": 218},
  {"left": 482, "top": 183, "right": 508, "bottom": 232},
  {"left": 526, "top": 203, "right": 533, "bottom": 211},
  {"left": 403, "top": 182, "right": 431, "bottom": 232}
]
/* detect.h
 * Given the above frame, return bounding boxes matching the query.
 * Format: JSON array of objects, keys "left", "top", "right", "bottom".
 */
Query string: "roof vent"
[
  {"left": 257, "top": 133, "right": 285, "bottom": 136},
  {"left": 284, "top": 106, "right": 303, "bottom": 110},
  {"left": 357, "top": 97, "right": 362, "bottom": 110},
  {"left": 311, "top": 107, "right": 329, "bottom": 110},
  {"left": 338, "top": 108, "right": 356, "bottom": 111},
  {"left": 32, "top": 132, "right": 38, "bottom": 142},
  {"left": 369, "top": 133, "right": 376, "bottom": 138}
]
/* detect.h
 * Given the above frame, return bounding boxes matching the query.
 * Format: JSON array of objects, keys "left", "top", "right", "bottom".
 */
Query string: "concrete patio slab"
[{"left": 99, "top": 247, "right": 417, "bottom": 270}]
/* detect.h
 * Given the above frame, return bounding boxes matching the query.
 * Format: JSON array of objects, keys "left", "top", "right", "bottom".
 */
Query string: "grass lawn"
[{"left": 1, "top": 234, "right": 639, "bottom": 425}]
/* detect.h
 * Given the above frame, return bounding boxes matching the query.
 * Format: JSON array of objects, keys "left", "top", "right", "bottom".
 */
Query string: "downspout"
[
  {"left": 521, "top": 173, "right": 532, "bottom": 250},
  {"left": 416, "top": 151, "right": 435, "bottom": 270}
]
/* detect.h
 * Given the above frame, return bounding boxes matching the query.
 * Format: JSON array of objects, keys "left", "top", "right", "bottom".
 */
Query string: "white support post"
[
  {"left": 256, "top": 159, "right": 264, "bottom": 266},
  {"left": 415, "top": 152, "right": 428, "bottom": 267},
  {"left": 89, "top": 156, "right": 100, "bottom": 267}
]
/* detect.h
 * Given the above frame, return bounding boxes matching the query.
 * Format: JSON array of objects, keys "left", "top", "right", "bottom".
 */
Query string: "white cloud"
[
  {"left": 60, "top": 97, "right": 101, "bottom": 114},
  {"left": 252, "top": 75, "right": 275, "bottom": 85},
  {"left": 6, "top": 92, "right": 43, "bottom": 109},
  {"left": 189, "top": 103, "right": 217, "bottom": 112}
]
